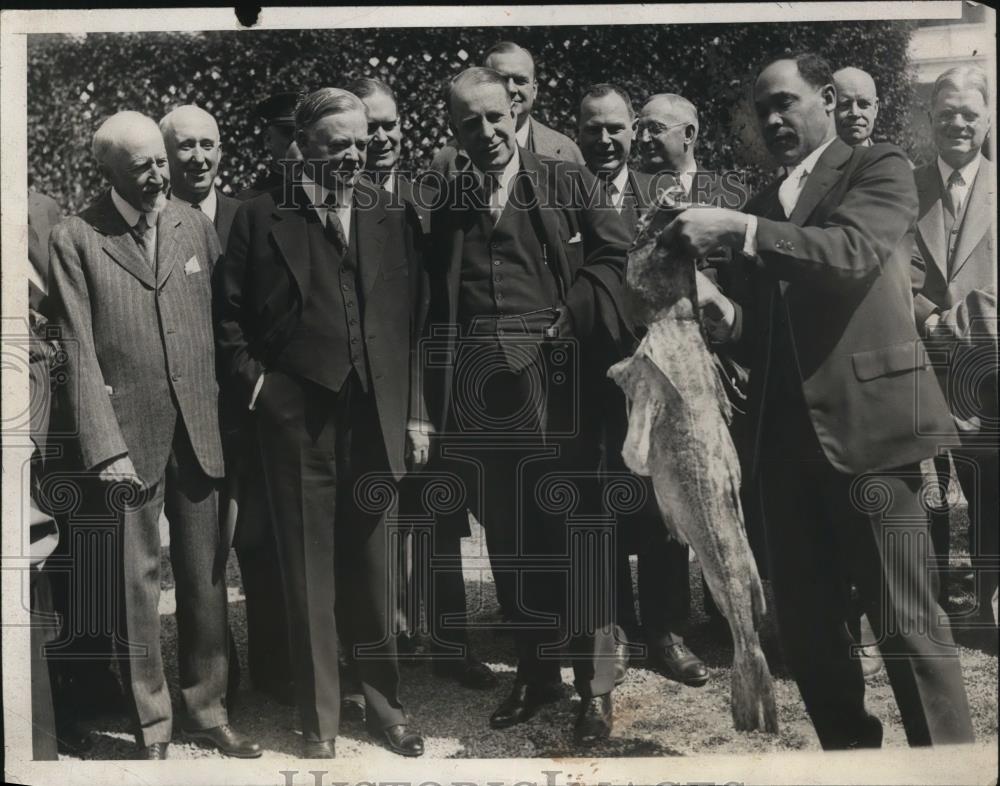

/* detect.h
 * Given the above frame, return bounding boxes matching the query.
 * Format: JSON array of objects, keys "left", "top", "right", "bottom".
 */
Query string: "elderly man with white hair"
[{"left": 47, "top": 110, "right": 261, "bottom": 760}]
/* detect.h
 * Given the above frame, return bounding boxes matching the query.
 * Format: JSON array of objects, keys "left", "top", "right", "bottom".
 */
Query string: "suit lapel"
[
  {"left": 91, "top": 193, "right": 156, "bottom": 288},
  {"left": 951, "top": 160, "right": 992, "bottom": 280},
  {"left": 357, "top": 182, "right": 387, "bottom": 297},
  {"left": 520, "top": 151, "right": 569, "bottom": 288},
  {"left": 155, "top": 205, "right": 184, "bottom": 288},
  {"left": 270, "top": 186, "right": 312, "bottom": 299},
  {"left": 788, "top": 139, "right": 851, "bottom": 226},
  {"left": 916, "top": 165, "right": 948, "bottom": 282}
]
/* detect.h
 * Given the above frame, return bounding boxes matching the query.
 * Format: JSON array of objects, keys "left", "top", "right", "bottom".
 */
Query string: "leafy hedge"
[{"left": 28, "top": 21, "right": 919, "bottom": 214}]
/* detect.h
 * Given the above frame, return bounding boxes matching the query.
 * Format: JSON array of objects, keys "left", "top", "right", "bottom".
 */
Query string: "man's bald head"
[
  {"left": 92, "top": 111, "right": 170, "bottom": 213},
  {"left": 159, "top": 104, "right": 222, "bottom": 202},
  {"left": 833, "top": 67, "right": 879, "bottom": 145}
]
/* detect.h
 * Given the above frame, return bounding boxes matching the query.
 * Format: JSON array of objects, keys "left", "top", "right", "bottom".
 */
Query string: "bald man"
[
  {"left": 47, "top": 111, "right": 260, "bottom": 760},
  {"left": 161, "top": 105, "right": 293, "bottom": 706},
  {"left": 833, "top": 67, "right": 880, "bottom": 147},
  {"left": 160, "top": 105, "right": 240, "bottom": 249}
]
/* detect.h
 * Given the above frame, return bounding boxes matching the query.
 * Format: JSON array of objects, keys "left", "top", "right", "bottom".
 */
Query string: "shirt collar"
[
  {"left": 172, "top": 187, "right": 217, "bottom": 221},
  {"left": 785, "top": 135, "right": 837, "bottom": 179},
  {"left": 476, "top": 146, "right": 521, "bottom": 192},
  {"left": 300, "top": 172, "right": 353, "bottom": 210},
  {"left": 937, "top": 153, "right": 981, "bottom": 189},
  {"left": 514, "top": 118, "right": 531, "bottom": 148},
  {"left": 111, "top": 187, "right": 150, "bottom": 228},
  {"left": 381, "top": 171, "right": 395, "bottom": 195}
]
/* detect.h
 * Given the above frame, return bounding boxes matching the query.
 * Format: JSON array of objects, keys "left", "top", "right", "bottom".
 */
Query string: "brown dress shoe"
[
  {"left": 650, "top": 643, "right": 709, "bottom": 687},
  {"left": 370, "top": 723, "right": 424, "bottom": 757},
  {"left": 301, "top": 738, "right": 336, "bottom": 759}
]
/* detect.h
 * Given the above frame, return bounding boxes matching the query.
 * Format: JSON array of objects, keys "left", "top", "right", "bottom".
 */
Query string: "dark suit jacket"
[
  {"left": 215, "top": 179, "right": 425, "bottom": 479},
  {"left": 423, "top": 148, "right": 631, "bottom": 430},
  {"left": 214, "top": 188, "right": 240, "bottom": 252},
  {"left": 48, "top": 192, "right": 225, "bottom": 483},
  {"left": 731, "top": 138, "right": 955, "bottom": 476},
  {"left": 430, "top": 117, "right": 585, "bottom": 178}
]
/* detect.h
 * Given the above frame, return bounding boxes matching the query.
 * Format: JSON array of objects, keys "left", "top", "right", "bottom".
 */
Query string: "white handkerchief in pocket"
[
  {"left": 184, "top": 256, "right": 202, "bottom": 275},
  {"left": 567, "top": 232, "right": 582, "bottom": 244}
]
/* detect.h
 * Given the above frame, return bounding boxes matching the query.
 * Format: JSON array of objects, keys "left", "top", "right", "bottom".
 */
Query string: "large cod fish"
[{"left": 608, "top": 194, "right": 779, "bottom": 734}]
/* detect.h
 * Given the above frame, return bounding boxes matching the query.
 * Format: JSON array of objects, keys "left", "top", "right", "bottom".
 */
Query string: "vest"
[
  {"left": 277, "top": 209, "right": 370, "bottom": 392},
  {"left": 456, "top": 172, "right": 559, "bottom": 368}
]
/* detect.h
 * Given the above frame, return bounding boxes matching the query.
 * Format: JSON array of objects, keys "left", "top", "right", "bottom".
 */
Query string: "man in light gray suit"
[
  {"left": 430, "top": 41, "right": 584, "bottom": 176},
  {"left": 47, "top": 111, "right": 261, "bottom": 759}
]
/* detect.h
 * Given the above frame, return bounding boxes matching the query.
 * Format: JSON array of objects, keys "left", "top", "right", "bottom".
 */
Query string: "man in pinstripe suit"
[{"left": 47, "top": 111, "right": 260, "bottom": 760}]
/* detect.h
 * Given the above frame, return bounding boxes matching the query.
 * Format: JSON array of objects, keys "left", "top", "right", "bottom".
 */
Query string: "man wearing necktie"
[
  {"left": 659, "top": 53, "right": 974, "bottom": 749},
  {"left": 160, "top": 103, "right": 282, "bottom": 709},
  {"left": 423, "top": 67, "right": 631, "bottom": 745},
  {"left": 911, "top": 65, "right": 997, "bottom": 631},
  {"left": 577, "top": 83, "right": 710, "bottom": 689},
  {"left": 215, "top": 88, "right": 428, "bottom": 759},
  {"left": 47, "top": 111, "right": 260, "bottom": 759}
]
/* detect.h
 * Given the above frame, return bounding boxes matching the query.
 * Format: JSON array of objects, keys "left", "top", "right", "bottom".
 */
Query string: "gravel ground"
[{"left": 60, "top": 510, "right": 997, "bottom": 762}]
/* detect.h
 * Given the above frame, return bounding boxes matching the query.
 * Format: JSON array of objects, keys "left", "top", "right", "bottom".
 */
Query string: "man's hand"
[
  {"left": 661, "top": 207, "right": 748, "bottom": 258},
  {"left": 406, "top": 420, "right": 434, "bottom": 468},
  {"left": 96, "top": 455, "right": 143, "bottom": 487},
  {"left": 545, "top": 305, "right": 575, "bottom": 339},
  {"left": 695, "top": 269, "right": 737, "bottom": 343}
]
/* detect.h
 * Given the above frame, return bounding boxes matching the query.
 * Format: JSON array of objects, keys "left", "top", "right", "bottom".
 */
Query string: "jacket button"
[
  {"left": 166, "top": 327, "right": 175, "bottom": 334},
  {"left": 342, "top": 283, "right": 351, "bottom": 291},
  {"left": 493, "top": 259, "right": 501, "bottom": 266},
  {"left": 346, "top": 301, "right": 355, "bottom": 308},
  {"left": 350, "top": 318, "right": 357, "bottom": 325},
  {"left": 171, "top": 372, "right": 180, "bottom": 381},
  {"left": 351, "top": 337, "right": 358, "bottom": 344}
]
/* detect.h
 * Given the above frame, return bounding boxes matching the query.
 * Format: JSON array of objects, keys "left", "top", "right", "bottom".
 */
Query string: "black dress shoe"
[
  {"left": 301, "top": 738, "right": 336, "bottom": 759},
  {"left": 341, "top": 693, "right": 367, "bottom": 724},
  {"left": 845, "top": 714, "right": 883, "bottom": 749},
  {"left": 370, "top": 723, "right": 424, "bottom": 757},
  {"left": 613, "top": 642, "right": 630, "bottom": 686},
  {"left": 139, "top": 742, "right": 168, "bottom": 759},
  {"left": 432, "top": 656, "right": 500, "bottom": 689},
  {"left": 574, "top": 694, "right": 613, "bottom": 746},
  {"left": 650, "top": 643, "right": 709, "bottom": 687},
  {"left": 489, "top": 680, "right": 563, "bottom": 729},
  {"left": 183, "top": 724, "right": 262, "bottom": 758}
]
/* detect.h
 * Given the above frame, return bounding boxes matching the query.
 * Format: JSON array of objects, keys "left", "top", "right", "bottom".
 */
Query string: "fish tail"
[{"left": 731, "top": 642, "right": 780, "bottom": 734}]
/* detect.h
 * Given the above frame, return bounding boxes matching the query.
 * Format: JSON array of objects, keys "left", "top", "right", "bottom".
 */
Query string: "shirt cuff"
[
  {"left": 742, "top": 214, "right": 758, "bottom": 257},
  {"left": 248, "top": 371, "right": 266, "bottom": 411}
]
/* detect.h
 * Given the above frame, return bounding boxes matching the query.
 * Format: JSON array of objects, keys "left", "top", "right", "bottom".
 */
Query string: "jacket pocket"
[{"left": 851, "top": 341, "right": 930, "bottom": 381}]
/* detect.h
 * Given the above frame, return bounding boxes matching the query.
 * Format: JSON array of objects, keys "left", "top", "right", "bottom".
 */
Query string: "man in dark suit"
[
  {"left": 912, "top": 65, "right": 997, "bottom": 628},
  {"left": 663, "top": 53, "right": 974, "bottom": 749},
  {"left": 424, "top": 67, "right": 631, "bottom": 745},
  {"left": 576, "top": 82, "right": 708, "bottom": 689},
  {"left": 345, "top": 77, "right": 502, "bottom": 693},
  {"left": 47, "top": 111, "right": 260, "bottom": 759},
  {"left": 431, "top": 42, "right": 584, "bottom": 177},
  {"left": 161, "top": 103, "right": 294, "bottom": 705},
  {"left": 215, "top": 88, "right": 427, "bottom": 759}
]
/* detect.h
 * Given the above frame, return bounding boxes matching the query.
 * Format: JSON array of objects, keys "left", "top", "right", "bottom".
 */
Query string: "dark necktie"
[
  {"left": 944, "top": 168, "right": 965, "bottom": 217},
  {"left": 323, "top": 193, "right": 349, "bottom": 252},
  {"left": 190, "top": 201, "right": 201, "bottom": 212},
  {"left": 131, "top": 213, "right": 155, "bottom": 268}
]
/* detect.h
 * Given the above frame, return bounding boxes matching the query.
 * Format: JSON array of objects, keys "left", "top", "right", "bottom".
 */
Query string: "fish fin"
[{"left": 730, "top": 643, "right": 780, "bottom": 734}]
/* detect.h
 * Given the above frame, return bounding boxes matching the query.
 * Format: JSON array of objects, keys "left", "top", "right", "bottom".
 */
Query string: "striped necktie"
[{"left": 132, "top": 213, "right": 155, "bottom": 268}]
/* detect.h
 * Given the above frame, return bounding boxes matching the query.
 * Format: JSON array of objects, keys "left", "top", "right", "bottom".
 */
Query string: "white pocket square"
[
  {"left": 184, "top": 256, "right": 202, "bottom": 275},
  {"left": 567, "top": 232, "right": 582, "bottom": 244}
]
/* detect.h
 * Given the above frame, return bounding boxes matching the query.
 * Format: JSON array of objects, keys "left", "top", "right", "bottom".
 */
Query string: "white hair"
[{"left": 92, "top": 111, "right": 161, "bottom": 166}]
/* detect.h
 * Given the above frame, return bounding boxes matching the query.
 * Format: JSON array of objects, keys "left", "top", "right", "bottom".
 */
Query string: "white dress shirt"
[
  {"left": 172, "top": 187, "right": 218, "bottom": 222},
  {"left": 937, "top": 153, "right": 981, "bottom": 216},
  {"left": 111, "top": 187, "right": 159, "bottom": 251},
  {"left": 477, "top": 147, "right": 521, "bottom": 222},
  {"left": 300, "top": 173, "right": 353, "bottom": 244}
]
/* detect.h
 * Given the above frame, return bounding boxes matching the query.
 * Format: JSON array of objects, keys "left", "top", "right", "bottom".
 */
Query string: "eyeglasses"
[{"left": 636, "top": 120, "right": 689, "bottom": 136}]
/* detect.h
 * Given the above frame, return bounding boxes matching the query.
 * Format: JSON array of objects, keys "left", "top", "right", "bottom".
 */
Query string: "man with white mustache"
[{"left": 47, "top": 110, "right": 260, "bottom": 760}]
